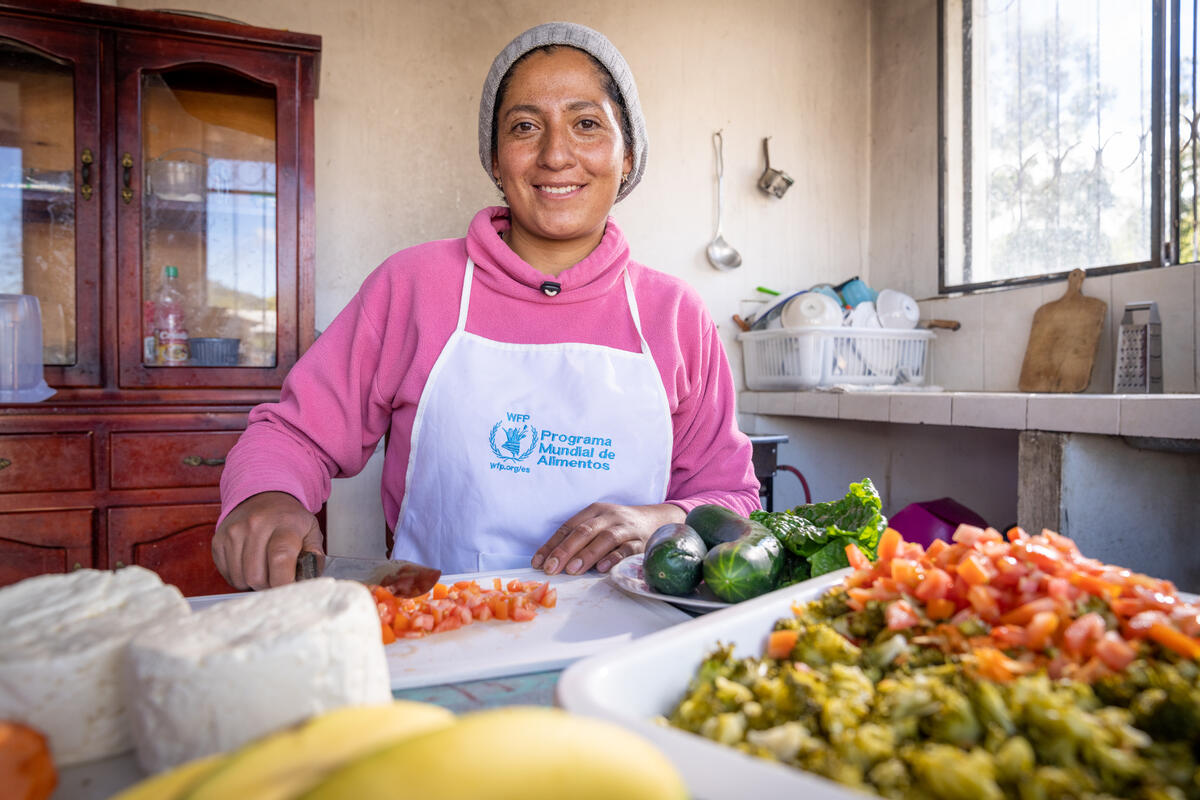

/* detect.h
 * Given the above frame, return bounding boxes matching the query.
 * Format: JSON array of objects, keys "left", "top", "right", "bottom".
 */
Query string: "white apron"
[{"left": 390, "top": 257, "right": 674, "bottom": 573}]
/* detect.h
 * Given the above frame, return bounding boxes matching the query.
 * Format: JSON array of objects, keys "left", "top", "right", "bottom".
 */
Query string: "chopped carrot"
[
  {"left": 766, "top": 629, "right": 800, "bottom": 659},
  {"left": 1148, "top": 622, "right": 1200, "bottom": 660}
]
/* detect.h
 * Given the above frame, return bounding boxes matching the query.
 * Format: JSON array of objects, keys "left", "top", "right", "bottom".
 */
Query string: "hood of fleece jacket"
[{"left": 464, "top": 206, "right": 632, "bottom": 304}]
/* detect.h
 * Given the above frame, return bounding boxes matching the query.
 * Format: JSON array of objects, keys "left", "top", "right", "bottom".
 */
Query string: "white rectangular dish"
[{"left": 557, "top": 568, "right": 860, "bottom": 800}]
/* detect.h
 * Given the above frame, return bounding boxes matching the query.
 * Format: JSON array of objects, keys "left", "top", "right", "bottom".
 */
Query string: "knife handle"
[{"left": 295, "top": 551, "right": 322, "bottom": 581}]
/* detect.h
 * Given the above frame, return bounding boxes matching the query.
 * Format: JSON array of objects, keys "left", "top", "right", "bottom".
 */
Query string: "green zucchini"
[
  {"left": 643, "top": 523, "right": 707, "bottom": 597},
  {"left": 686, "top": 504, "right": 762, "bottom": 549},
  {"left": 702, "top": 529, "right": 784, "bottom": 603}
]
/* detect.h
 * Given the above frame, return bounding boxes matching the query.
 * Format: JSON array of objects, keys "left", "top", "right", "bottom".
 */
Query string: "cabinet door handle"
[
  {"left": 182, "top": 455, "right": 225, "bottom": 467},
  {"left": 80, "top": 148, "right": 94, "bottom": 201},
  {"left": 0, "top": 458, "right": 10, "bottom": 470},
  {"left": 121, "top": 152, "right": 133, "bottom": 204}
]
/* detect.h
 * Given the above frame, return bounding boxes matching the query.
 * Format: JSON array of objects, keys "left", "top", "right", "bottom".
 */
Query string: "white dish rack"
[{"left": 739, "top": 326, "right": 934, "bottom": 390}]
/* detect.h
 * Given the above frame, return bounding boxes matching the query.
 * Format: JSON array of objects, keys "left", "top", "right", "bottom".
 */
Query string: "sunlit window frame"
[{"left": 937, "top": 0, "right": 1186, "bottom": 295}]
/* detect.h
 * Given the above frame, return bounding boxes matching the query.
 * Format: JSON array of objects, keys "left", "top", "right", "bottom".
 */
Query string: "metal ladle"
[{"left": 706, "top": 130, "right": 742, "bottom": 271}]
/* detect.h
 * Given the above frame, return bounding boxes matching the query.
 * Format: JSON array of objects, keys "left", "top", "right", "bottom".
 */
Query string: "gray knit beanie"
[{"left": 479, "top": 22, "right": 647, "bottom": 203}]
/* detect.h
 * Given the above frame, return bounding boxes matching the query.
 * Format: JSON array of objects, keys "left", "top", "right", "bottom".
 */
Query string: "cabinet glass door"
[
  {"left": 117, "top": 35, "right": 300, "bottom": 389},
  {"left": 140, "top": 66, "right": 277, "bottom": 369},
  {"left": 0, "top": 22, "right": 101, "bottom": 386}
]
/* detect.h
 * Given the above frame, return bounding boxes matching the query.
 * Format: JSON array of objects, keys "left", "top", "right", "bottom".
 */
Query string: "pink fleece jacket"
[{"left": 219, "top": 207, "right": 760, "bottom": 538}]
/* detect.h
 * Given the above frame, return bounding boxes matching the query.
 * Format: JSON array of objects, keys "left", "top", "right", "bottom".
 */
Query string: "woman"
[{"left": 213, "top": 22, "right": 759, "bottom": 590}]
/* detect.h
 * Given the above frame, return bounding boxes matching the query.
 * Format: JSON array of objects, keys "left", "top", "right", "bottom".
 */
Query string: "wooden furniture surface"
[
  {"left": 0, "top": 1, "right": 320, "bottom": 595},
  {"left": 1018, "top": 269, "right": 1108, "bottom": 393}
]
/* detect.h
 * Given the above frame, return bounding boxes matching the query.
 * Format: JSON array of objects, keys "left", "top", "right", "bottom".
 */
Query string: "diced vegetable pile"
[
  {"left": 371, "top": 578, "right": 556, "bottom": 644},
  {"left": 667, "top": 524, "right": 1200, "bottom": 799}
]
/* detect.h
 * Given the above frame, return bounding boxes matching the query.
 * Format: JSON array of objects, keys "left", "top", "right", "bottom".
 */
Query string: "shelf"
[{"left": 739, "top": 390, "right": 1200, "bottom": 440}]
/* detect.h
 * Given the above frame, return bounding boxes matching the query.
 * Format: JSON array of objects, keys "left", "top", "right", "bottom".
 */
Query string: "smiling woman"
[
  {"left": 212, "top": 22, "right": 759, "bottom": 591},
  {"left": 490, "top": 47, "right": 633, "bottom": 274}
]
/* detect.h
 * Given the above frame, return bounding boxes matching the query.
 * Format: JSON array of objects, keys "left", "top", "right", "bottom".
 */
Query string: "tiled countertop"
[{"left": 739, "top": 391, "right": 1200, "bottom": 440}]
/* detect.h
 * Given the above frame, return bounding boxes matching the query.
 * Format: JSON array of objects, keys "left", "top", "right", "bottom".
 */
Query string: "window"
[{"left": 941, "top": 0, "right": 1196, "bottom": 292}]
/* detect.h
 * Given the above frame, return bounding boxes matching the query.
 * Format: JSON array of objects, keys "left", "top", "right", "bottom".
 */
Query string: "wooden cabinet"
[{"left": 0, "top": 1, "right": 320, "bottom": 595}]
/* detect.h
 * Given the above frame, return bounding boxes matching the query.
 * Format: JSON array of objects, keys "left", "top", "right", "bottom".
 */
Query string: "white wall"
[{"left": 116, "top": 0, "right": 874, "bottom": 554}]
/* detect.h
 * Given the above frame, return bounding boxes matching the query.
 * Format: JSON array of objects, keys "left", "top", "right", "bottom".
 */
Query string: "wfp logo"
[{"left": 489, "top": 414, "right": 538, "bottom": 462}]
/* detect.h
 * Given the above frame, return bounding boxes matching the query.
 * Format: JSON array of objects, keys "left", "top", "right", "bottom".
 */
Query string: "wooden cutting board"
[{"left": 1018, "top": 268, "right": 1107, "bottom": 392}]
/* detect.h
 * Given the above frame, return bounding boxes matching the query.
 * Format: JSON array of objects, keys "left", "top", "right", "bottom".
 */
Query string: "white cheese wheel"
[
  {"left": 124, "top": 577, "right": 392, "bottom": 773},
  {"left": 0, "top": 566, "right": 190, "bottom": 766}
]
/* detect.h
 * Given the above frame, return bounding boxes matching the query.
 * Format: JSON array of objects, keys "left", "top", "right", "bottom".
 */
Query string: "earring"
[
  {"left": 620, "top": 173, "right": 629, "bottom": 184},
  {"left": 496, "top": 177, "right": 503, "bottom": 190}
]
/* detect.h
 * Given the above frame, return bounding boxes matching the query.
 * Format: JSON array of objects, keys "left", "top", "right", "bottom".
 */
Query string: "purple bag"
[{"left": 888, "top": 498, "right": 990, "bottom": 549}]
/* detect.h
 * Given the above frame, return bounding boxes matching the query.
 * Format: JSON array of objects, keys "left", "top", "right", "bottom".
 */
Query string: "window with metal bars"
[{"left": 940, "top": 0, "right": 1195, "bottom": 293}]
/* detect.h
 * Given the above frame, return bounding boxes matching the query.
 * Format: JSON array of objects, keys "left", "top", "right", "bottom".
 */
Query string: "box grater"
[{"left": 1113, "top": 301, "right": 1162, "bottom": 393}]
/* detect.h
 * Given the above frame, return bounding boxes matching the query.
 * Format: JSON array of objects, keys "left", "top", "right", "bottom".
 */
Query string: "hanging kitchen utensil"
[
  {"left": 706, "top": 130, "right": 742, "bottom": 271},
  {"left": 1018, "top": 268, "right": 1107, "bottom": 392},
  {"left": 756, "top": 136, "right": 794, "bottom": 198}
]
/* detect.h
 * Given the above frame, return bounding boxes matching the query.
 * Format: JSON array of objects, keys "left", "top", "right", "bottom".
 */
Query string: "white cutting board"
[{"left": 384, "top": 567, "right": 691, "bottom": 689}]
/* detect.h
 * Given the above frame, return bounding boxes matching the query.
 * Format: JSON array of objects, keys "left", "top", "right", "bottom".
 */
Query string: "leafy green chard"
[{"left": 751, "top": 478, "right": 887, "bottom": 585}]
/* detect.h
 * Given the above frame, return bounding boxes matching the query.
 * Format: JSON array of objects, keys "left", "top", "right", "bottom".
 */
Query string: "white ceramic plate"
[
  {"left": 608, "top": 553, "right": 730, "bottom": 611},
  {"left": 558, "top": 569, "right": 856, "bottom": 800}
]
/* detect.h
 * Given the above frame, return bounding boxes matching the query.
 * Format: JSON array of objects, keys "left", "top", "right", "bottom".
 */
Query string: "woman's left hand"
[{"left": 532, "top": 502, "right": 686, "bottom": 576}]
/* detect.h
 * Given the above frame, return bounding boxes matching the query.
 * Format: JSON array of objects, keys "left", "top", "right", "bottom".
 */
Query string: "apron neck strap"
[
  {"left": 459, "top": 257, "right": 651, "bottom": 356},
  {"left": 456, "top": 258, "right": 475, "bottom": 332},
  {"left": 622, "top": 271, "right": 652, "bottom": 355}
]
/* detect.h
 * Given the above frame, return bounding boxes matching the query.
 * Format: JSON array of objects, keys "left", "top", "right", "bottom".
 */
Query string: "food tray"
[
  {"left": 739, "top": 327, "right": 933, "bottom": 390},
  {"left": 556, "top": 568, "right": 857, "bottom": 800}
]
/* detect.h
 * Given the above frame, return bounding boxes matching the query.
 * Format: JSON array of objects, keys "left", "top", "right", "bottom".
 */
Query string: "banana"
[
  {"left": 298, "top": 705, "right": 688, "bottom": 800},
  {"left": 181, "top": 700, "right": 454, "bottom": 800},
  {"left": 109, "top": 755, "right": 225, "bottom": 800}
]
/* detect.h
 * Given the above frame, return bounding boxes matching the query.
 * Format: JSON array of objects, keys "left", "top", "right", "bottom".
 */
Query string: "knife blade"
[{"left": 295, "top": 551, "right": 442, "bottom": 598}]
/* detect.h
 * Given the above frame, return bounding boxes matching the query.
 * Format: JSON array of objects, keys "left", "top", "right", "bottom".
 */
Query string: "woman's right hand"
[{"left": 211, "top": 491, "right": 323, "bottom": 590}]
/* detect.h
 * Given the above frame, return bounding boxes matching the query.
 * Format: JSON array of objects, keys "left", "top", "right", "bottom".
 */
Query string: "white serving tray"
[{"left": 556, "top": 568, "right": 862, "bottom": 800}]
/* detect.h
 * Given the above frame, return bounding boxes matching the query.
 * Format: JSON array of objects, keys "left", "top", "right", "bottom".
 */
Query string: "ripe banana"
[
  {"left": 181, "top": 700, "right": 454, "bottom": 800},
  {"left": 108, "top": 754, "right": 225, "bottom": 800},
  {"left": 298, "top": 705, "right": 687, "bottom": 800}
]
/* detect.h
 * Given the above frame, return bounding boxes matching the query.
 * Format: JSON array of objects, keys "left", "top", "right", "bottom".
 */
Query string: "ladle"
[{"left": 706, "top": 130, "right": 742, "bottom": 271}]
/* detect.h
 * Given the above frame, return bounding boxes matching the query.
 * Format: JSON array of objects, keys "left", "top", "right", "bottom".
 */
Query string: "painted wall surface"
[
  {"left": 116, "top": 0, "right": 873, "bottom": 555},
  {"left": 1060, "top": 435, "right": 1200, "bottom": 591}
]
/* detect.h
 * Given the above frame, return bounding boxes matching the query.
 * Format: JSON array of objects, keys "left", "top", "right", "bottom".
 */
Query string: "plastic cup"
[{"left": 0, "top": 294, "right": 55, "bottom": 403}]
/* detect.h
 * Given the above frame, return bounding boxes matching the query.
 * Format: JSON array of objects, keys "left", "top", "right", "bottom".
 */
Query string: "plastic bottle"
[{"left": 154, "top": 265, "right": 189, "bottom": 365}]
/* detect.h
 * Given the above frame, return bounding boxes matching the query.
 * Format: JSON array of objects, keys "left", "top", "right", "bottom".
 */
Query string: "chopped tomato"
[
  {"left": 886, "top": 600, "right": 921, "bottom": 631},
  {"left": 1025, "top": 611, "right": 1059, "bottom": 651},
  {"left": 819, "top": 522, "right": 1200, "bottom": 683},
  {"left": 845, "top": 542, "right": 871, "bottom": 571},
  {"left": 369, "top": 577, "right": 555, "bottom": 643},
  {"left": 877, "top": 528, "right": 904, "bottom": 563}
]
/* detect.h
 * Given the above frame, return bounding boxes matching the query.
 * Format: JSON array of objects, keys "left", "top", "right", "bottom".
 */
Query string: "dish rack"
[{"left": 739, "top": 327, "right": 935, "bottom": 390}]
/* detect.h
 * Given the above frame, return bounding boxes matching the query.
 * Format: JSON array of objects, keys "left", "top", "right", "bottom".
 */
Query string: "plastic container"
[
  {"left": 739, "top": 327, "right": 934, "bottom": 390},
  {"left": 187, "top": 337, "right": 240, "bottom": 366},
  {"left": 0, "top": 294, "right": 55, "bottom": 403}
]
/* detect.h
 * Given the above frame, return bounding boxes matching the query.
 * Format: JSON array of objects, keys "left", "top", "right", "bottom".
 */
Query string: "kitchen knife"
[{"left": 295, "top": 551, "right": 441, "bottom": 598}]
